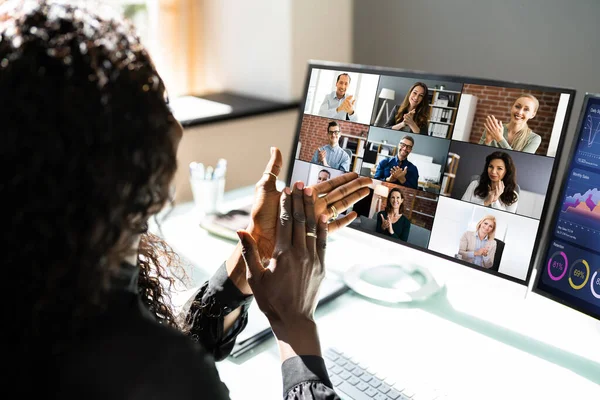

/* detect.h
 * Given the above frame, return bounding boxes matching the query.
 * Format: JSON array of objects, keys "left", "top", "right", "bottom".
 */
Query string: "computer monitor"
[
  {"left": 286, "top": 60, "right": 575, "bottom": 290},
  {"left": 532, "top": 93, "right": 600, "bottom": 320}
]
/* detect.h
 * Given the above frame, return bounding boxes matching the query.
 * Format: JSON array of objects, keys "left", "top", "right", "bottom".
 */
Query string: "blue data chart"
[
  {"left": 575, "top": 99, "right": 600, "bottom": 170},
  {"left": 555, "top": 169, "right": 600, "bottom": 250}
]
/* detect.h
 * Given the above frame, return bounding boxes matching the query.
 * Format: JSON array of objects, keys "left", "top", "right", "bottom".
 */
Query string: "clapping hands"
[
  {"left": 338, "top": 95, "right": 356, "bottom": 115},
  {"left": 379, "top": 214, "right": 393, "bottom": 233},
  {"left": 317, "top": 148, "right": 327, "bottom": 164},
  {"left": 403, "top": 109, "right": 415, "bottom": 125},
  {"left": 388, "top": 166, "right": 407, "bottom": 183},
  {"left": 484, "top": 115, "right": 504, "bottom": 144},
  {"left": 485, "top": 180, "right": 505, "bottom": 206}
]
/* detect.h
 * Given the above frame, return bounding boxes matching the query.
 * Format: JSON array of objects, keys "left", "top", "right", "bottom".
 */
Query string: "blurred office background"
[{"left": 105, "top": 0, "right": 600, "bottom": 206}]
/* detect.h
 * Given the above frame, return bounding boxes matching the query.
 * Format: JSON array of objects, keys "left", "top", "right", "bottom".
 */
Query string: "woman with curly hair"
[
  {"left": 2, "top": 1, "right": 371, "bottom": 398},
  {"left": 384, "top": 81, "right": 430, "bottom": 133},
  {"left": 461, "top": 151, "right": 519, "bottom": 213}
]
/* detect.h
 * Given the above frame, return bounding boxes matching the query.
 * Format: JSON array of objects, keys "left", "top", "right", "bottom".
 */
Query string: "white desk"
[{"left": 151, "top": 188, "right": 600, "bottom": 400}]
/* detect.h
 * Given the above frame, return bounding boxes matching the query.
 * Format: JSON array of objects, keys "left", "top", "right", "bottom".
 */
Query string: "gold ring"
[
  {"left": 306, "top": 232, "right": 317, "bottom": 238},
  {"left": 330, "top": 205, "right": 338, "bottom": 219},
  {"left": 263, "top": 172, "right": 277, "bottom": 179}
]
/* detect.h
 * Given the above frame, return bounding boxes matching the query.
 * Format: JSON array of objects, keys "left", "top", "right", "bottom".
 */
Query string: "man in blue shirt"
[
  {"left": 318, "top": 73, "right": 358, "bottom": 121},
  {"left": 311, "top": 121, "right": 351, "bottom": 172},
  {"left": 374, "top": 135, "right": 419, "bottom": 189}
]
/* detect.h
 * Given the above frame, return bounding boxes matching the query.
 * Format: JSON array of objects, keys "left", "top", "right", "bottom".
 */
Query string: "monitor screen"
[
  {"left": 287, "top": 61, "right": 575, "bottom": 285},
  {"left": 533, "top": 93, "right": 600, "bottom": 319}
]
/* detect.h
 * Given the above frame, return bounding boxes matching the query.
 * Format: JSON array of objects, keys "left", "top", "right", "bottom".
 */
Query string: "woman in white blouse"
[{"left": 462, "top": 151, "right": 519, "bottom": 213}]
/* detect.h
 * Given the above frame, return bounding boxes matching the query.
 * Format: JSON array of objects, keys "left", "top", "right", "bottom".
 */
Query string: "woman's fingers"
[
  {"left": 258, "top": 147, "right": 283, "bottom": 190},
  {"left": 303, "top": 187, "right": 317, "bottom": 256},
  {"left": 276, "top": 187, "right": 293, "bottom": 254},
  {"left": 328, "top": 211, "right": 358, "bottom": 234},
  {"left": 312, "top": 172, "right": 359, "bottom": 196},
  {"left": 238, "top": 230, "right": 265, "bottom": 281},
  {"left": 323, "top": 176, "right": 372, "bottom": 206},
  {"left": 291, "top": 181, "right": 307, "bottom": 249},
  {"left": 316, "top": 214, "right": 328, "bottom": 267},
  {"left": 323, "top": 186, "right": 371, "bottom": 220}
]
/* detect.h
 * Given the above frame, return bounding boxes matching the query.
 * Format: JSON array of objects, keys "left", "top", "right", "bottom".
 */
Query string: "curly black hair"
[
  {"left": 1, "top": 1, "right": 186, "bottom": 354},
  {"left": 474, "top": 151, "right": 518, "bottom": 206}
]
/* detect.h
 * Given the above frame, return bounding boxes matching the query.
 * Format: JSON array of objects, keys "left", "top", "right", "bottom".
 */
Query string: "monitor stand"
[{"left": 343, "top": 262, "right": 444, "bottom": 303}]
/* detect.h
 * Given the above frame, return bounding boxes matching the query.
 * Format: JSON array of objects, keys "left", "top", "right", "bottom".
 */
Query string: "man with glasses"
[
  {"left": 374, "top": 135, "right": 420, "bottom": 189},
  {"left": 311, "top": 121, "right": 351, "bottom": 172},
  {"left": 318, "top": 73, "right": 358, "bottom": 121}
]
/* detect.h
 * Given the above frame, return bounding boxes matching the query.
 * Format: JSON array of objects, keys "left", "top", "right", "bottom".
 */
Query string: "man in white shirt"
[
  {"left": 318, "top": 73, "right": 358, "bottom": 122},
  {"left": 311, "top": 121, "right": 351, "bottom": 172}
]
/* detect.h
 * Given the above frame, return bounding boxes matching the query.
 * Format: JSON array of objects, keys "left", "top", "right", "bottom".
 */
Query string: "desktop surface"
[{"left": 151, "top": 190, "right": 600, "bottom": 400}]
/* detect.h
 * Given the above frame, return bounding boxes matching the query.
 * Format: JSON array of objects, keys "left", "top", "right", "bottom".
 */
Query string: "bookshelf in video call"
[{"left": 428, "top": 87, "right": 462, "bottom": 138}]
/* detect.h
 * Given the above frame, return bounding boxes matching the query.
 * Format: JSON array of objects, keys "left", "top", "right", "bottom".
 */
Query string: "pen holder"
[{"left": 190, "top": 177, "right": 225, "bottom": 216}]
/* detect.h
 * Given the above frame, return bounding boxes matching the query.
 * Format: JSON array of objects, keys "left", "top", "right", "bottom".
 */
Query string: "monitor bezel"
[
  {"left": 286, "top": 60, "right": 577, "bottom": 286},
  {"left": 531, "top": 93, "right": 600, "bottom": 320}
]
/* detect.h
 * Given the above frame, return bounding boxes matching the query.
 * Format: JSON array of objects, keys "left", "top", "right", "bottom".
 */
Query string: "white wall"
[
  {"left": 352, "top": 0, "right": 600, "bottom": 243},
  {"left": 202, "top": 0, "right": 353, "bottom": 102}
]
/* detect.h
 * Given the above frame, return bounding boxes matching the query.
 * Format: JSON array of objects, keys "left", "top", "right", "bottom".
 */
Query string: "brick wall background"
[
  {"left": 463, "top": 84, "right": 560, "bottom": 155},
  {"left": 377, "top": 182, "right": 438, "bottom": 230},
  {"left": 298, "top": 114, "right": 370, "bottom": 163}
]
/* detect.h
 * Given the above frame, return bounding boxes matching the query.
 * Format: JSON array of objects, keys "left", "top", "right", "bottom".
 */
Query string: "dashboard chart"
[
  {"left": 555, "top": 168, "right": 600, "bottom": 249},
  {"left": 544, "top": 241, "right": 600, "bottom": 304},
  {"left": 576, "top": 101, "right": 600, "bottom": 170}
]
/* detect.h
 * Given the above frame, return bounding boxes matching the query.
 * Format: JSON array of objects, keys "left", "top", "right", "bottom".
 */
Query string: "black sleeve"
[
  {"left": 186, "top": 262, "right": 254, "bottom": 361},
  {"left": 375, "top": 211, "right": 384, "bottom": 234},
  {"left": 399, "top": 217, "right": 411, "bottom": 242},
  {"left": 283, "top": 356, "right": 340, "bottom": 399}
]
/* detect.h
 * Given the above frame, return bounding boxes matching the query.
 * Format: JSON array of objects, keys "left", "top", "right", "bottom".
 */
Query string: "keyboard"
[{"left": 324, "top": 347, "right": 446, "bottom": 400}]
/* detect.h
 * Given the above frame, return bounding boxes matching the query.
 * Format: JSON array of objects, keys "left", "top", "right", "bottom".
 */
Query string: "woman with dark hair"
[
  {"left": 461, "top": 151, "right": 519, "bottom": 213},
  {"left": 384, "top": 82, "right": 430, "bottom": 134},
  {"left": 2, "top": 1, "right": 372, "bottom": 398},
  {"left": 376, "top": 187, "right": 411, "bottom": 241}
]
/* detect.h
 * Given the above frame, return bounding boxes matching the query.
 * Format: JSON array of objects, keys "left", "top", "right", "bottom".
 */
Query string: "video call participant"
[
  {"left": 458, "top": 215, "right": 498, "bottom": 269},
  {"left": 373, "top": 135, "right": 419, "bottom": 189},
  {"left": 3, "top": 2, "right": 375, "bottom": 397},
  {"left": 479, "top": 94, "right": 541, "bottom": 153},
  {"left": 376, "top": 187, "right": 411, "bottom": 241},
  {"left": 311, "top": 121, "right": 351, "bottom": 172},
  {"left": 384, "top": 82, "right": 430, "bottom": 134},
  {"left": 317, "top": 169, "right": 331, "bottom": 183},
  {"left": 318, "top": 72, "right": 358, "bottom": 121},
  {"left": 461, "top": 151, "right": 519, "bottom": 213}
]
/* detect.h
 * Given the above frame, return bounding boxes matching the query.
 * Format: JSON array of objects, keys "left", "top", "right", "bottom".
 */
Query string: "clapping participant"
[
  {"left": 457, "top": 215, "right": 498, "bottom": 269},
  {"left": 478, "top": 94, "right": 541, "bottom": 153},
  {"left": 310, "top": 121, "right": 351, "bottom": 172},
  {"left": 375, "top": 188, "right": 411, "bottom": 241},
  {"left": 3, "top": 1, "right": 373, "bottom": 397},
  {"left": 461, "top": 151, "right": 519, "bottom": 213},
  {"left": 318, "top": 72, "right": 358, "bottom": 121},
  {"left": 373, "top": 135, "right": 420, "bottom": 189},
  {"left": 384, "top": 82, "right": 430, "bottom": 134}
]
